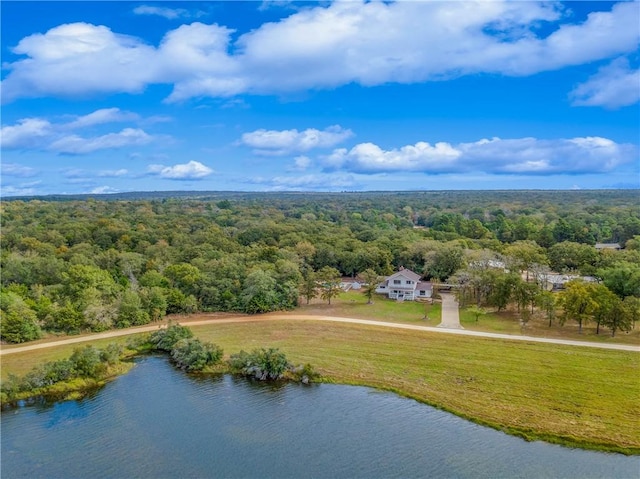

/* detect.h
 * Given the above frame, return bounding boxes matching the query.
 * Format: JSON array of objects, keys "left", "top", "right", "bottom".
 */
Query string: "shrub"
[
  {"left": 228, "top": 348, "right": 290, "bottom": 381},
  {"left": 170, "top": 338, "right": 223, "bottom": 372},
  {"left": 70, "top": 346, "right": 105, "bottom": 378},
  {"left": 149, "top": 323, "right": 193, "bottom": 351}
]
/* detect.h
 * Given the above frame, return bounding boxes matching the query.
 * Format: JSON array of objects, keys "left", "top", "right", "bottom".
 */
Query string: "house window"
[
  {"left": 393, "top": 280, "right": 401, "bottom": 285},
  {"left": 406, "top": 280, "right": 413, "bottom": 285}
]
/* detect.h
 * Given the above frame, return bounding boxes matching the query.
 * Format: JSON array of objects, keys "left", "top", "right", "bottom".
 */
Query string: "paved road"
[
  {"left": 2, "top": 313, "right": 639, "bottom": 355},
  {"left": 437, "top": 293, "right": 463, "bottom": 329}
]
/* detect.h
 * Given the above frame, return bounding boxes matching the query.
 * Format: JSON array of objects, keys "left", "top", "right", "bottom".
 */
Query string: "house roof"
[
  {"left": 387, "top": 268, "right": 421, "bottom": 282},
  {"left": 595, "top": 243, "right": 622, "bottom": 250},
  {"left": 416, "top": 281, "right": 432, "bottom": 291}
]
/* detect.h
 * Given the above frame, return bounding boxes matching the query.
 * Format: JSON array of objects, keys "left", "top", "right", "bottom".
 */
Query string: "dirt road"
[{"left": 1, "top": 314, "right": 638, "bottom": 355}]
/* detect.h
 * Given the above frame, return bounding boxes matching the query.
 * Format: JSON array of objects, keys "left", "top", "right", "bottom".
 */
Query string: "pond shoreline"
[{"left": 3, "top": 352, "right": 638, "bottom": 456}]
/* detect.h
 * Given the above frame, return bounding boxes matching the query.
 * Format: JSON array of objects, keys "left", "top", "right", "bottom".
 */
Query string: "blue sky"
[{"left": 1, "top": 1, "right": 639, "bottom": 195}]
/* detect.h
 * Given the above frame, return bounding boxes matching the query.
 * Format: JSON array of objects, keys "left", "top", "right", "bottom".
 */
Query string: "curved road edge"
[{"left": 1, "top": 314, "right": 639, "bottom": 356}]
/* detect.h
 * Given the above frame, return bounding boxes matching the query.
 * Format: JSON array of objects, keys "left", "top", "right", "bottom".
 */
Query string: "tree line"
[{"left": 1, "top": 191, "right": 638, "bottom": 342}]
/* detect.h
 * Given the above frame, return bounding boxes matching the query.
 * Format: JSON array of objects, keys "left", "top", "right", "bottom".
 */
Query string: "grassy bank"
[
  {"left": 1, "top": 362, "right": 135, "bottom": 405},
  {"left": 189, "top": 320, "right": 639, "bottom": 455},
  {"left": 2, "top": 316, "right": 638, "bottom": 454}
]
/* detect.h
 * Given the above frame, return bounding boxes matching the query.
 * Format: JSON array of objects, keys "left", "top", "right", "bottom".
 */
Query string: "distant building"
[
  {"left": 535, "top": 272, "right": 598, "bottom": 291},
  {"left": 375, "top": 267, "right": 432, "bottom": 301},
  {"left": 595, "top": 243, "right": 622, "bottom": 251}
]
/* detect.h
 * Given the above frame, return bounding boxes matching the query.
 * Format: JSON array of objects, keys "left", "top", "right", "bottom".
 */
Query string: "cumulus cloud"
[
  {"left": 324, "top": 141, "right": 461, "bottom": 173},
  {"left": 569, "top": 58, "right": 640, "bottom": 109},
  {"left": 2, "top": 109, "right": 162, "bottom": 154},
  {"left": 2, "top": 1, "right": 638, "bottom": 103},
  {"left": 240, "top": 125, "right": 353, "bottom": 155},
  {"left": 49, "top": 128, "right": 153, "bottom": 154},
  {"left": 1, "top": 23, "right": 159, "bottom": 102},
  {"left": 147, "top": 160, "right": 213, "bottom": 179},
  {"left": 322, "top": 136, "right": 636, "bottom": 175},
  {"left": 1, "top": 118, "right": 52, "bottom": 148},
  {"left": 1, "top": 163, "right": 39, "bottom": 177}
]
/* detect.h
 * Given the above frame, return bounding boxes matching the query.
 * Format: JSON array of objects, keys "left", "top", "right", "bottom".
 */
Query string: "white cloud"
[
  {"left": 324, "top": 141, "right": 461, "bottom": 173},
  {"left": 49, "top": 128, "right": 153, "bottom": 154},
  {"left": 293, "top": 155, "right": 312, "bottom": 170},
  {"left": 64, "top": 108, "right": 140, "bottom": 129},
  {"left": 240, "top": 125, "right": 353, "bottom": 155},
  {"left": 0, "top": 181, "right": 41, "bottom": 197},
  {"left": 2, "top": 108, "right": 163, "bottom": 154},
  {"left": 1, "top": 118, "right": 52, "bottom": 148},
  {"left": 323, "top": 136, "right": 636, "bottom": 175},
  {"left": 570, "top": 58, "right": 640, "bottom": 109},
  {"left": 1, "top": 162, "right": 39, "bottom": 177},
  {"left": 2, "top": 2, "right": 638, "bottom": 103},
  {"left": 133, "top": 5, "right": 190, "bottom": 20},
  {"left": 98, "top": 169, "right": 128, "bottom": 177},
  {"left": 2, "top": 23, "right": 158, "bottom": 102},
  {"left": 147, "top": 160, "right": 213, "bottom": 179}
]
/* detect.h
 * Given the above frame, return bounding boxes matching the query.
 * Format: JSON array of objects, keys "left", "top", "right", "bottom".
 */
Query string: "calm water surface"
[{"left": 2, "top": 356, "right": 638, "bottom": 479}]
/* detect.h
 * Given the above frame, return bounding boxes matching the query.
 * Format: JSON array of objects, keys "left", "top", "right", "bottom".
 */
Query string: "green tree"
[
  {"left": 548, "top": 242, "right": 598, "bottom": 273},
  {"left": 603, "top": 297, "right": 633, "bottom": 337},
  {"left": 591, "top": 284, "right": 619, "bottom": 335},
  {"left": 317, "top": 266, "right": 342, "bottom": 305},
  {"left": 141, "top": 286, "right": 168, "bottom": 321},
  {"left": 299, "top": 268, "right": 318, "bottom": 305},
  {"left": 69, "top": 346, "right": 105, "bottom": 378},
  {"left": 149, "top": 323, "right": 194, "bottom": 351},
  {"left": 423, "top": 244, "right": 464, "bottom": 281},
  {"left": 488, "top": 272, "right": 519, "bottom": 311},
  {"left": 240, "top": 269, "right": 280, "bottom": 314},
  {"left": 557, "top": 280, "right": 598, "bottom": 334},
  {"left": 597, "top": 263, "right": 640, "bottom": 298},
  {"left": 537, "top": 290, "right": 557, "bottom": 327},
  {"left": 359, "top": 269, "right": 384, "bottom": 304},
  {"left": 504, "top": 240, "right": 547, "bottom": 281},
  {"left": 0, "top": 291, "right": 42, "bottom": 343},
  {"left": 467, "top": 305, "right": 487, "bottom": 323},
  {"left": 115, "top": 289, "right": 150, "bottom": 328}
]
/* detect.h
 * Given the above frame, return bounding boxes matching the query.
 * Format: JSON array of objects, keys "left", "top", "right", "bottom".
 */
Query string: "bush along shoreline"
[{"left": 1, "top": 323, "right": 319, "bottom": 408}]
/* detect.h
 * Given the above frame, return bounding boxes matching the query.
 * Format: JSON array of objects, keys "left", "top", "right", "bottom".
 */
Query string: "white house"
[{"left": 375, "top": 267, "right": 432, "bottom": 301}]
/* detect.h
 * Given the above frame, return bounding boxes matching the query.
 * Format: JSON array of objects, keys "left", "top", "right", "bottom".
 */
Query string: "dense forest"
[{"left": 1, "top": 190, "right": 639, "bottom": 342}]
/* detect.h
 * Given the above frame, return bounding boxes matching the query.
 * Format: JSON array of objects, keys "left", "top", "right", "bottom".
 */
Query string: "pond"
[{"left": 2, "top": 356, "right": 638, "bottom": 479}]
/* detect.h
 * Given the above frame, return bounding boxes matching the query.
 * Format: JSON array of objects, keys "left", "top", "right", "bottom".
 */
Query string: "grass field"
[
  {"left": 299, "top": 290, "right": 640, "bottom": 345},
  {"left": 3, "top": 318, "right": 638, "bottom": 454},
  {"left": 2, "top": 291, "right": 639, "bottom": 454}
]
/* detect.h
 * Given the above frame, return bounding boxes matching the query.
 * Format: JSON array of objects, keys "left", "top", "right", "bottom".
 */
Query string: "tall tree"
[
  {"left": 299, "top": 268, "right": 318, "bottom": 305},
  {"left": 557, "top": 280, "right": 597, "bottom": 334},
  {"left": 358, "top": 269, "right": 384, "bottom": 304},
  {"left": 318, "top": 266, "right": 342, "bottom": 305},
  {"left": 0, "top": 291, "right": 42, "bottom": 343}
]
